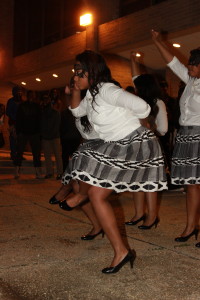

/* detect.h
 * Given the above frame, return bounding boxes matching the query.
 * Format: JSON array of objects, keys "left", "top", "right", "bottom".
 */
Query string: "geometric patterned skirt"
[
  {"left": 62, "top": 126, "right": 167, "bottom": 193},
  {"left": 171, "top": 126, "right": 200, "bottom": 185}
]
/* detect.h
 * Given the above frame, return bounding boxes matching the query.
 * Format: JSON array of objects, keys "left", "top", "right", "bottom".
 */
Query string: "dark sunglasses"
[{"left": 74, "top": 70, "right": 87, "bottom": 78}]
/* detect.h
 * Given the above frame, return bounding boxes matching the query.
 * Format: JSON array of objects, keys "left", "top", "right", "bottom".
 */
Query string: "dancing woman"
[
  {"left": 125, "top": 52, "right": 168, "bottom": 229},
  {"left": 60, "top": 50, "right": 167, "bottom": 273},
  {"left": 151, "top": 30, "right": 200, "bottom": 246}
]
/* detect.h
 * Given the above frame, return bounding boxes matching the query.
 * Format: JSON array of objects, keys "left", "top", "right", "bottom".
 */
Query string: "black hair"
[
  {"left": 134, "top": 74, "right": 162, "bottom": 119},
  {"left": 75, "top": 50, "right": 113, "bottom": 104},
  {"left": 80, "top": 116, "right": 92, "bottom": 133},
  {"left": 125, "top": 85, "right": 135, "bottom": 94},
  {"left": 188, "top": 47, "right": 200, "bottom": 66},
  {"left": 12, "top": 85, "right": 22, "bottom": 97}
]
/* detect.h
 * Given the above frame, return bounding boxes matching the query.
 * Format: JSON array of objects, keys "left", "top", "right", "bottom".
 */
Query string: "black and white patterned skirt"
[
  {"left": 62, "top": 126, "right": 167, "bottom": 193},
  {"left": 171, "top": 126, "right": 200, "bottom": 185}
]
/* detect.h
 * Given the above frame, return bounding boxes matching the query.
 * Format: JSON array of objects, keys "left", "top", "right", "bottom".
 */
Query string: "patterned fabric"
[
  {"left": 171, "top": 126, "right": 200, "bottom": 185},
  {"left": 62, "top": 126, "right": 167, "bottom": 193}
]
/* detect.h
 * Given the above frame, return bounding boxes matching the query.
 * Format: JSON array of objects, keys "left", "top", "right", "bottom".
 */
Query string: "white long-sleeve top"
[
  {"left": 70, "top": 83, "right": 151, "bottom": 141},
  {"left": 155, "top": 99, "right": 168, "bottom": 136},
  {"left": 75, "top": 118, "right": 99, "bottom": 140},
  {"left": 168, "top": 56, "right": 200, "bottom": 126}
]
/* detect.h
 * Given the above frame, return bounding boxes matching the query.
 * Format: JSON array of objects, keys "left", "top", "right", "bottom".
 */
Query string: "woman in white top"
[
  {"left": 125, "top": 52, "right": 168, "bottom": 229},
  {"left": 60, "top": 50, "right": 167, "bottom": 273},
  {"left": 152, "top": 29, "right": 200, "bottom": 246}
]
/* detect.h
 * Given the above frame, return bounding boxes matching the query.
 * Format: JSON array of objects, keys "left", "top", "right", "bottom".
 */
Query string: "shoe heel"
[
  {"left": 195, "top": 229, "right": 199, "bottom": 240},
  {"left": 102, "top": 231, "right": 105, "bottom": 238},
  {"left": 130, "top": 256, "right": 134, "bottom": 269}
]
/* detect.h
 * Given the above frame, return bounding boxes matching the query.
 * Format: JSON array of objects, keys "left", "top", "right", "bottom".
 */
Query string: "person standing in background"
[
  {"left": 0, "top": 103, "right": 5, "bottom": 148},
  {"left": 6, "top": 86, "right": 23, "bottom": 160},
  {"left": 40, "top": 95, "right": 63, "bottom": 180},
  {"left": 50, "top": 88, "right": 62, "bottom": 112},
  {"left": 14, "top": 90, "right": 42, "bottom": 179}
]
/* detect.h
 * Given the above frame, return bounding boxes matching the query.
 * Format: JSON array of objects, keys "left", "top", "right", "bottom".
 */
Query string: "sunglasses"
[{"left": 74, "top": 70, "right": 87, "bottom": 78}]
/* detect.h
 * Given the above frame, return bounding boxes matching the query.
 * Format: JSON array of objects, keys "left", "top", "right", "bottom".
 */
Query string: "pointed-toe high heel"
[
  {"left": 175, "top": 228, "right": 199, "bottom": 242},
  {"left": 138, "top": 217, "right": 159, "bottom": 230},
  {"left": 102, "top": 250, "right": 135, "bottom": 274},
  {"left": 195, "top": 242, "right": 200, "bottom": 248},
  {"left": 125, "top": 215, "right": 146, "bottom": 226},
  {"left": 59, "top": 200, "right": 74, "bottom": 211},
  {"left": 49, "top": 195, "right": 60, "bottom": 205},
  {"left": 59, "top": 194, "right": 88, "bottom": 211},
  {"left": 81, "top": 229, "right": 104, "bottom": 240}
]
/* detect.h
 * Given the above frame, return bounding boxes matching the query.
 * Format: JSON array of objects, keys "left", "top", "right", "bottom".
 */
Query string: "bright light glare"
[
  {"left": 53, "top": 74, "right": 58, "bottom": 77},
  {"left": 173, "top": 43, "right": 181, "bottom": 48},
  {"left": 36, "top": 78, "right": 41, "bottom": 82},
  {"left": 21, "top": 82, "right": 26, "bottom": 85},
  {"left": 80, "top": 13, "right": 92, "bottom": 26},
  {"left": 136, "top": 53, "right": 141, "bottom": 57}
]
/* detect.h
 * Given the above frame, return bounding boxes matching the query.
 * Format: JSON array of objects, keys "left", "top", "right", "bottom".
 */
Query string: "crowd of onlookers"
[{"left": 0, "top": 86, "right": 81, "bottom": 180}]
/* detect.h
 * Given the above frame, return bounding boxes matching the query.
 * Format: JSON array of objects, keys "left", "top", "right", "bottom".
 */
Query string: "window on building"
[{"left": 119, "top": 0, "right": 167, "bottom": 17}]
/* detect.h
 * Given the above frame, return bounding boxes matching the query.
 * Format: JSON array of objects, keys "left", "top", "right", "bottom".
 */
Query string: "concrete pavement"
[{"left": 0, "top": 151, "right": 200, "bottom": 300}]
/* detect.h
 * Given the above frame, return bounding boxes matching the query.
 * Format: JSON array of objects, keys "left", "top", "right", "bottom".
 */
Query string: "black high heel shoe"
[
  {"left": 125, "top": 214, "right": 146, "bottom": 226},
  {"left": 81, "top": 229, "right": 104, "bottom": 240},
  {"left": 175, "top": 228, "right": 199, "bottom": 242},
  {"left": 195, "top": 242, "right": 200, "bottom": 248},
  {"left": 59, "top": 200, "right": 74, "bottom": 211},
  {"left": 138, "top": 217, "right": 159, "bottom": 230},
  {"left": 49, "top": 195, "right": 60, "bottom": 205},
  {"left": 59, "top": 197, "right": 88, "bottom": 211},
  {"left": 102, "top": 250, "right": 135, "bottom": 274}
]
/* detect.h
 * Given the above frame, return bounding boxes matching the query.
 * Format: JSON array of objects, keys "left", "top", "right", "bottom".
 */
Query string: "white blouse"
[
  {"left": 70, "top": 83, "right": 150, "bottom": 141},
  {"left": 75, "top": 118, "right": 99, "bottom": 140},
  {"left": 155, "top": 99, "right": 168, "bottom": 136},
  {"left": 168, "top": 56, "right": 200, "bottom": 126}
]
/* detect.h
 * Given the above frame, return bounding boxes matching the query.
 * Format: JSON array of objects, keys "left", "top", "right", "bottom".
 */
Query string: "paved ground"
[{"left": 0, "top": 151, "right": 200, "bottom": 300}]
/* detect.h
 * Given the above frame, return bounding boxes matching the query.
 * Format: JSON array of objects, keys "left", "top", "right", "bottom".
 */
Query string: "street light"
[{"left": 80, "top": 13, "right": 93, "bottom": 27}]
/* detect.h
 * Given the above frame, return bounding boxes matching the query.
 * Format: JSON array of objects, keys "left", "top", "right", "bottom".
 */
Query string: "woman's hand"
[
  {"left": 65, "top": 85, "right": 71, "bottom": 95},
  {"left": 130, "top": 51, "right": 141, "bottom": 61},
  {"left": 151, "top": 29, "right": 173, "bottom": 63},
  {"left": 151, "top": 29, "right": 160, "bottom": 42},
  {"left": 65, "top": 81, "right": 80, "bottom": 96}
]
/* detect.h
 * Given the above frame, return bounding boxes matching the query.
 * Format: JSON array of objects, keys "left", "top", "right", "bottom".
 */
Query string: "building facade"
[{"left": 0, "top": 0, "right": 200, "bottom": 147}]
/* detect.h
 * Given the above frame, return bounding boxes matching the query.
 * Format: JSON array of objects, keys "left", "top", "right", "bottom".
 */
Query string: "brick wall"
[{"left": 98, "top": 0, "right": 200, "bottom": 52}]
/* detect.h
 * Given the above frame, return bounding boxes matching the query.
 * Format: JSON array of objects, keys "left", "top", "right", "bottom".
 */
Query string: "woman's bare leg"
[
  {"left": 88, "top": 186, "right": 129, "bottom": 267},
  {"left": 142, "top": 192, "right": 158, "bottom": 226},
  {"left": 52, "top": 182, "right": 73, "bottom": 201},
  {"left": 65, "top": 181, "right": 90, "bottom": 207},
  {"left": 81, "top": 202, "right": 102, "bottom": 235},
  {"left": 180, "top": 184, "right": 200, "bottom": 236},
  {"left": 128, "top": 192, "right": 145, "bottom": 221}
]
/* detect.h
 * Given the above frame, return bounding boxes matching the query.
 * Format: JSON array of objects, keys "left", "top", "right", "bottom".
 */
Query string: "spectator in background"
[
  {"left": 0, "top": 103, "right": 5, "bottom": 148},
  {"left": 40, "top": 94, "right": 63, "bottom": 180},
  {"left": 6, "top": 86, "right": 23, "bottom": 160},
  {"left": 60, "top": 99, "right": 82, "bottom": 172},
  {"left": 14, "top": 90, "right": 42, "bottom": 179},
  {"left": 49, "top": 88, "right": 62, "bottom": 112}
]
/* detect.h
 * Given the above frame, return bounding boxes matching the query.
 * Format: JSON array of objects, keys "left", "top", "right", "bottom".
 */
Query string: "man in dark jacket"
[
  {"left": 14, "top": 90, "right": 42, "bottom": 179},
  {"left": 6, "top": 86, "right": 23, "bottom": 160}
]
